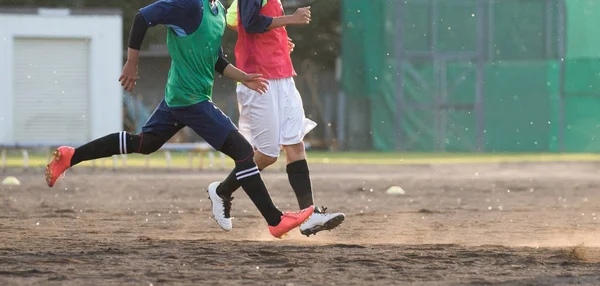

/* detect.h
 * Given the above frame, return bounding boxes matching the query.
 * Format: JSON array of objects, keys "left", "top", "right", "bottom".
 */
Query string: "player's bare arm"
[
  {"left": 223, "top": 64, "right": 269, "bottom": 94},
  {"left": 238, "top": 0, "right": 310, "bottom": 33},
  {"left": 266, "top": 6, "right": 311, "bottom": 29}
]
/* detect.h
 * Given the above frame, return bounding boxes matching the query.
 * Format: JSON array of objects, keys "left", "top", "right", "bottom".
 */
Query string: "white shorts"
[{"left": 237, "top": 77, "right": 317, "bottom": 158}]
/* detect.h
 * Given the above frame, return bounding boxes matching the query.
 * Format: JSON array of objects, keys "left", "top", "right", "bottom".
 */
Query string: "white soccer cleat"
[
  {"left": 207, "top": 181, "right": 233, "bottom": 231},
  {"left": 299, "top": 207, "right": 345, "bottom": 237}
]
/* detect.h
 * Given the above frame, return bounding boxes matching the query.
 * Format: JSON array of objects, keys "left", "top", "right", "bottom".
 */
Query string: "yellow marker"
[
  {"left": 386, "top": 186, "right": 405, "bottom": 195},
  {"left": 2, "top": 176, "right": 21, "bottom": 186}
]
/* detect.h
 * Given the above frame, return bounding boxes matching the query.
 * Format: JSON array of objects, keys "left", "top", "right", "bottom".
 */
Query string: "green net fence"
[{"left": 342, "top": 0, "right": 600, "bottom": 152}]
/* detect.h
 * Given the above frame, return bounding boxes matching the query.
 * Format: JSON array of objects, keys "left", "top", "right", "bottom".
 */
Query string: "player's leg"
[
  {"left": 215, "top": 82, "right": 282, "bottom": 199},
  {"left": 172, "top": 101, "right": 314, "bottom": 238},
  {"left": 45, "top": 100, "right": 182, "bottom": 187},
  {"left": 282, "top": 142, "right": 313, "bottom": 208},
  {"left": 279, "top": 77, "right": 345, "bottom": 236}
]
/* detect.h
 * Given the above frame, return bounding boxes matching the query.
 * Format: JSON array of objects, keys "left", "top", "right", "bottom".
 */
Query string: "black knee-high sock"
[
  {"left": 219, "top": 131, "right": 282, "bottom": 226},
  {"left": 236, "top": 166, "right": 282, "bottom": 226},
  {"left": 287, "top": 159, "right": 315, "bottom": 210},
  {"left": 70, "top": 132, "right": 140, "bottom": 166}
]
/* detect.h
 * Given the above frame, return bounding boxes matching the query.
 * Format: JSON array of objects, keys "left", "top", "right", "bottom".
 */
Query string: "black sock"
[
  {"left": 286, "top": 159, "right": 314, "bottom": 210},
  {"left": 216, "top": 170, "right": 241, "bottom": 198},
  {"left": 236, "top": 167, "right": 282, "bottom": 226},
  {"left": 70, "top": 132, "right": 140, "bottom": 166},
  {"left": 219, "top": 131, "right": 282, "bottom": 226}
]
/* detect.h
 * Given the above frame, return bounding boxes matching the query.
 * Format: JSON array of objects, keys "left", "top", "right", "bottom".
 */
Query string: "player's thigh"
[
  {"left": 141, "top": 99, "right": 185, "bottom": 141},
  {"left": 279, "top": 78, "right": 317, "bottom": 146},
  {"left": 237, "top": 83, "right": 281, "bottom": 158},
  {"left": 172, "top": 101, "right": 237, "bottom": 151}
]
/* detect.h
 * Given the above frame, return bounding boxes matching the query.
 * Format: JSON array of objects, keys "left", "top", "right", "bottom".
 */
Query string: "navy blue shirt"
[
  {"left": 139, "top": 0, "right": 224, "bottom": 56},
  {"left": 238, "top": 0, "right": 273, "bottom": 33}
]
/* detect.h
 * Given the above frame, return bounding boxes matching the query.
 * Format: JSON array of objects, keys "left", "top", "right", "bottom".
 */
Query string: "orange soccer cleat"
[
  {"left": 45, "top": 146, "right": 75, "bottom": 187},
  {"left": 268, "top": 205, "right": 315, "bottom": 238}
]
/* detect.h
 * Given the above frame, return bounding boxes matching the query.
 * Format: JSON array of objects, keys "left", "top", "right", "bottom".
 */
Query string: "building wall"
[{"left": 0, "top": 9, "right": 122, "bottom": 144}]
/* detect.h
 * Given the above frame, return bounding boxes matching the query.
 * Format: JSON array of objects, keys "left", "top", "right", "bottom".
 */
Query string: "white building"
[{"left": 0, "top": 8, "right": 122, "bottom": 146}]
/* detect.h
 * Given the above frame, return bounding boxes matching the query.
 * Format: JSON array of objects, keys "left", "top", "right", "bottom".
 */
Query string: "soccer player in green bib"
[{"left": 45, "top": 0, "right": 314, "bottom": 239}]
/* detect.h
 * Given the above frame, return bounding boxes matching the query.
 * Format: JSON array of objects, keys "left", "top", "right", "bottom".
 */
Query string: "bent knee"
[{"left": 255, "top": 152, "right": 277, "bottom": 169}]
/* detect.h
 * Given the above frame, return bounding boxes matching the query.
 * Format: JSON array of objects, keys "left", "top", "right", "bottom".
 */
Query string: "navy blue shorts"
[{"left": 141, "top": 99, "right": 237, "bottom": 150}]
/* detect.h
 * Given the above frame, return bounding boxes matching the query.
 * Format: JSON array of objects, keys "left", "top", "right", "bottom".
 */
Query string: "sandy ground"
[{"left": 2, "top": 162, "right": 600, "bottom": 285}]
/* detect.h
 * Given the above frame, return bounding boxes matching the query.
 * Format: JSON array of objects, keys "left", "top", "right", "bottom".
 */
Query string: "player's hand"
[
  {"left": 288, "top": 37, "right": 295, "bottom": 54},
  {"left": 292, "top": 7, "right": 311, "bottom": 25},
  {"left": 241, "top": 74, "right": 269, "bottom": 95},
  {"left": 119, "top": 60, "right": 139, "bottom": 92}
]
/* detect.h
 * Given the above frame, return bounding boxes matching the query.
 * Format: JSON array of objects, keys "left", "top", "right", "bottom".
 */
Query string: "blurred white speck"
[
  {"left": 471, "top": 13, "right": 475, "bottom": 17},
  {"left": 507, "top": 189, "right": 511, "bottom": 193},
  {"left": 488, "top": 206, "right": 492, "bottom": 210},
  {"left": 36, "top": 221, "right": 40, "bottom": 226},
  {"left": 145, "top": 218, "right": 148, "bottom": 222},
  {"left": 384, "top": 215, "right": 388, "bottom": 218},
  {"left": 27, "top": 75, "right": 30, "bottom": 79},
  {"left": 256, "top": 266, "right": 260, "bottom": 269},
  {"left": 369, "top": 188, "right": 373, "bottom": 192},
  {"left": 128, "top": 196, "right": 133, "bottom": 201},
  {"left": 474, "top": 172, "right": 479, "bottom": 176}
]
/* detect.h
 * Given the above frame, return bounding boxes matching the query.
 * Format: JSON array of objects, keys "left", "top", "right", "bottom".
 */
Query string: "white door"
[{"left": 13, "top": 37, "right": 90, "bottom": 143}]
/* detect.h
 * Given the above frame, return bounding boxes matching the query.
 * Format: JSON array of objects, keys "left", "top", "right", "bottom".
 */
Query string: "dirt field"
[{"left": 2, "top": 162, "right": 600, "bottom": 285}]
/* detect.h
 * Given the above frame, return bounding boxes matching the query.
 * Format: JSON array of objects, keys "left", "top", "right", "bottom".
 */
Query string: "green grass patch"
[{"left": 3, "top": 150, "right": 600, "bottom": 169}]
